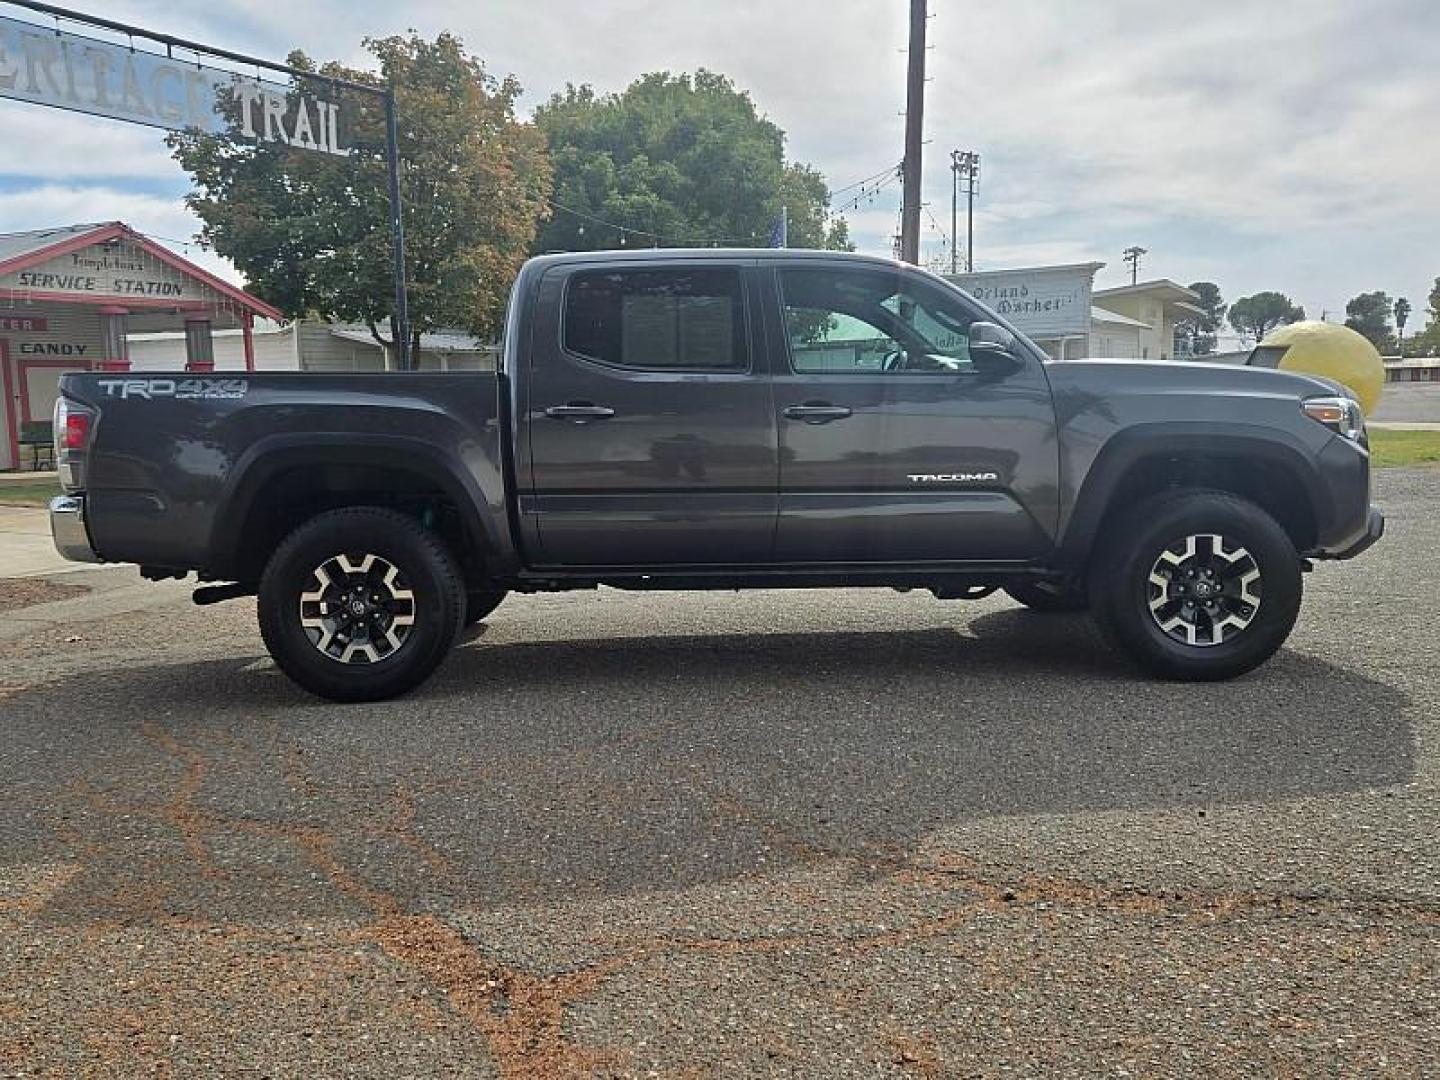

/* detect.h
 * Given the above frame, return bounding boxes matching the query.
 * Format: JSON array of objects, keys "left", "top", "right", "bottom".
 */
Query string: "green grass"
[
  {"left": 1369, "top": 429, "right": 1440, "bottom": 469},
  {"left": 0, "top": 481, "right": 60, "bottom": 507}
]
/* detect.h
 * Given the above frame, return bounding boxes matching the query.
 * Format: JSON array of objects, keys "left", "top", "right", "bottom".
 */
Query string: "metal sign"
[
  {"left": 947, "top": 263, "right": 1100, "bottom": 339},
  {"left": 0, "top": 13, "right": 349, "bottom": 155}
]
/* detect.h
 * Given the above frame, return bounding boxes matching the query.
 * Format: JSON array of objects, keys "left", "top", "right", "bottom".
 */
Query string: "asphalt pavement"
[{"left": 1, "top": 469, "right": 1437, "bottom": 1077}]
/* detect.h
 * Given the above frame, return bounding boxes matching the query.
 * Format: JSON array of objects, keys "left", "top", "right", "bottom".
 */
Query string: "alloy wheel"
[
  {"left": 299, "top": 553, "right": 416, "bottom": 663},
  {"left": 1146, "top": 533, "right": 1262, "bottom": 647}
]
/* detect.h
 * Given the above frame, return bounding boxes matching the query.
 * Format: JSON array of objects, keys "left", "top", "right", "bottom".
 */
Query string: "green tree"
[
  {"left": 1180, "top": 280, "right": 1226, "bottom": 355},
  {"left": 532, "top": 71, "right": 849, "bottom": 254},
  {"left": 1406, "top": 278, "right": 1440, "bottom": 356},
  {"left": 1394, "top": 297, "right": 1411, "bottom": 353},
  {"left": 169, "top": 33, "right": 551, "bottom": 362},
  {"left": 1228, "top": 291, "right": 1305, "bottom": 342},
  {"left": 1343, "top": 291, "right": 1395, "bottom": 352}
]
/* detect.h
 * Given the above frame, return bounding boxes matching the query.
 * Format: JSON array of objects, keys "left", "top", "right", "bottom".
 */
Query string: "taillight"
[{"left": 54, "top": 395, "right": 94, "bottom": 492}]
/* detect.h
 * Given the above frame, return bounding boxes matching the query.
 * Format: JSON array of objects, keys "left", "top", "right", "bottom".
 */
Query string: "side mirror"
[
  {"left": 968, "top": 321, "right": 1023, "bottom": 375},
  {"left": 968, "top": 320, "right": 1017, "bottom": 357}
]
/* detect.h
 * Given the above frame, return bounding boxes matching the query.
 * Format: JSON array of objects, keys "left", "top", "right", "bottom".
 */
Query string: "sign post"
[{"left": 0, "top": 0, "right": 413, "bottom": 369}]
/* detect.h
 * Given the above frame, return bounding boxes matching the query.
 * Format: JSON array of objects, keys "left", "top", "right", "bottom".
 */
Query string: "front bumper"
[
  {"left": 1328, "top": 506, "right": 1385, "bottom": 560},
  {"left": 50, "top": 495, "right": 102, "bottom": 563}
]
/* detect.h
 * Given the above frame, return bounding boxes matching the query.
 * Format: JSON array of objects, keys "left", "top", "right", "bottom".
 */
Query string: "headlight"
[{"left": 1302, "top": 395, "right": 1365, "bottom": 442}]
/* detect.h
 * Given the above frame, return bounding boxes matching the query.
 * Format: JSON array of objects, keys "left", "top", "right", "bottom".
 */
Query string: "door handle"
[
  {"left": 784, "top": 403, "right": 853, "bottom": 424},
  {"left": 545, "top": 402, "right": 616, "bottom": 422}
]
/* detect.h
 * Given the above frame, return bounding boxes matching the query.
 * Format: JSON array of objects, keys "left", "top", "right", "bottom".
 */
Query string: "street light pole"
[
  {"left": 950, "top": 151, "right": 979, "bottom": 273},
  {"left": 950, "top": 151, "right": 959, "bottom": 275}
]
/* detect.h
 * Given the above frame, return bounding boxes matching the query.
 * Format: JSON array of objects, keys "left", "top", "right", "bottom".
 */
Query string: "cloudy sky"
[{"left": 2, "top": 0, "right": 1435, "bottom": 337}]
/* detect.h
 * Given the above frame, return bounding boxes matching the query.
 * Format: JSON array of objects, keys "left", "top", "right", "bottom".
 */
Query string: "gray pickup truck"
[{"left": 50, "top": 249, "right": 1383, "bottom": 701}]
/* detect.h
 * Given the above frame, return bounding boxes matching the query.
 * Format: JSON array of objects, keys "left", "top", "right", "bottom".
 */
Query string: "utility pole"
[
  {"left": 951, "top": 150, "right": 979, "bottom": 274},
  {"left": 1122, "top": 245, "right": 1147, "bottom": 285},
  {"left": 899, "top": 0, "right": 927, "bottom": 265},
  {"left": 950, "top": 152, "right": 958, "bottom": 275}
]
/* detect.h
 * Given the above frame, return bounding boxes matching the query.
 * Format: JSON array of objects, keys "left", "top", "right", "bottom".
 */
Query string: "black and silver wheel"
[
  {"left": 1004, "top": 578, "right": 1088, "bottom": 613},
  {"left": 1089, "top": 489, "right": 1302, "bottom": 681},
  {"left": 258, "top": 507, "right": 465, "bottom": 702}
]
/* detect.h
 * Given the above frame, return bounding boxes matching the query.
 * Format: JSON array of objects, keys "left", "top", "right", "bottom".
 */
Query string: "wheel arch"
[
  {"left": 208, "top": 434, "right": 505, "bottom": 584},
  {"left": 1057, "top": 425, "right": 1326, "bottom": 573}
]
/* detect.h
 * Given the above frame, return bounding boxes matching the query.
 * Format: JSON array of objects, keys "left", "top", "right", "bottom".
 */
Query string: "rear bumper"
[{"left": 49, "top": 495, "right": 102, "bottom": 563}]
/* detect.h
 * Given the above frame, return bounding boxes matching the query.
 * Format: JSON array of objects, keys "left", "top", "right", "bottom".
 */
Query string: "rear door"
[
  {"left": 764, "top": 260, "right": 1059, "bottom": 563},
  {"left": 522, "top": 259, "right": 778, "bottom": 566}
]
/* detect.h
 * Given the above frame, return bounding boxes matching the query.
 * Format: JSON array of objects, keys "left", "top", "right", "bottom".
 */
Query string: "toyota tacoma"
[{"left": 49, "top": 250, "right": 1384, "bottom": 700}]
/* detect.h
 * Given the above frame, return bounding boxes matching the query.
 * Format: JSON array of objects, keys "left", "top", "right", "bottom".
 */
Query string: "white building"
[
  {"left": 946, "top": 264, "right": 1207, "bottom": 362},
  {"left": 127, "top": 321, "right": 498, "bottom": 373}
]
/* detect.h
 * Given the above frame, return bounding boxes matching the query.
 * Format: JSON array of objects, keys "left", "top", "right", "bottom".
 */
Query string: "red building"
[{"left": 0, "top": 221, "right": 282, "bottom": 470}]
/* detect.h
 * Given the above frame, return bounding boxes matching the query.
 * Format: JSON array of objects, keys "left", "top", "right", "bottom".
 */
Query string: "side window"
[
  {"left": 564, "top": 266, "right": 747, "bottom": 371},
  {"left": 780, "top": 266, "right": 976, "bottom": 375}
]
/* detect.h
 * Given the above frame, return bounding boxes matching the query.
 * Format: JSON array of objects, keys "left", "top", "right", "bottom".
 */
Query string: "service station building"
[{"left": 0, "top": 221, "right": 280, "bottom": 471}]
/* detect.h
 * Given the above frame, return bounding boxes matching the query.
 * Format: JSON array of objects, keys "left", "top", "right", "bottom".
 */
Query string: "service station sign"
[
  {"left": 0, "top": 239, "right": 200, "bottom": 302},
  {"left": 0, "top": 13, "right": 349, "bottom": 155}
]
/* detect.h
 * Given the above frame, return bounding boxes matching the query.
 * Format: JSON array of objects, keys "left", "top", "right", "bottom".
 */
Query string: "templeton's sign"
[{"left": 0, "top": 13, "right": 349, "bottom": 155}]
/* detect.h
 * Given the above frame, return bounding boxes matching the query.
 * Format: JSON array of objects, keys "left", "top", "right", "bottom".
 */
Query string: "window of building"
[
  {"left": 779, "top": 265, "right": 975, "bottom": 375},
  {"left": 564, "top": 266, "right": 746, "bottom": 371}
]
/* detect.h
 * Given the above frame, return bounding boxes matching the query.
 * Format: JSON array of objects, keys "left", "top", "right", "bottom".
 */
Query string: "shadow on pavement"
[{"left": 1, "top": 612, "right": 1413, "bottom": 919}]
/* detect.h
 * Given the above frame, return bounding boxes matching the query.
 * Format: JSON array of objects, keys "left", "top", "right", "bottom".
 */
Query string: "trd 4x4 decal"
[{"left": 96, "top": 378, "right": 248, "bottom": 401}]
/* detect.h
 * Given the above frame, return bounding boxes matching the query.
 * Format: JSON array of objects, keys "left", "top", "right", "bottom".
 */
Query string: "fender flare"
[
  {"left": 207, "top": 433, "right": 508, "bottom": 579},
  {"left": 1055, "top": 422, "right": 1327, "bottom": 569}
]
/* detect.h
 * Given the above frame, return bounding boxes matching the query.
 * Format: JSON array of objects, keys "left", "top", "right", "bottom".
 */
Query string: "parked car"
[{"left": 50, "top": 250, "right": 1383, "bottom": 700}]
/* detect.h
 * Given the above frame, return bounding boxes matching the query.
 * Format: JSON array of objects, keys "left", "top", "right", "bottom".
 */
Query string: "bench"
[{"left": 18, "top": 420, "right": 54, "bottom": 471}]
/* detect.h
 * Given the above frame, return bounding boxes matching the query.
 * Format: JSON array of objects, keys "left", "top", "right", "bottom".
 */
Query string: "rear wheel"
[
  {"left": 258, "top": 507, "right": 465, "bottom": 702},
  {"left": 1004, "top": 578, "right": 1088, "bottom": 613},
  {"left": 1088, "top": 489, "right": 1302, "bottom": 681}
]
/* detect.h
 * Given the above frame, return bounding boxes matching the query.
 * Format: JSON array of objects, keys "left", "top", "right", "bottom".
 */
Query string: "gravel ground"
[{"left": 1, "top": 469, "right": 1436, "bottom": 1077}]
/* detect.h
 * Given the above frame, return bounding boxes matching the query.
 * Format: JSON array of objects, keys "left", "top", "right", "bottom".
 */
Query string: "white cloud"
[
  {"left": 0, "top": 109, "right": 179, "bottom": 180},
  {"left": 4, "top": 0, "right": 1435, "bottom": 320}
]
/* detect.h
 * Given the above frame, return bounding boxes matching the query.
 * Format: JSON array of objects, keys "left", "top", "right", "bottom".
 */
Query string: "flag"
[{"left": 767, "top": 206, "right": 788, "bottom": 248}]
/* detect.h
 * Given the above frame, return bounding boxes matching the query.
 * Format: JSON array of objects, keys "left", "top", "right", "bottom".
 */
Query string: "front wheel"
[
  {"left": 1088, "top": 490, "right": 1302, "bottom": 681},
  {"left": 258, "top": 507, "right": 466, "bottom": 702}
]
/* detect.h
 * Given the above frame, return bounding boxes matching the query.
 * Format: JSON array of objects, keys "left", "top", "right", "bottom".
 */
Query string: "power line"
[{"left": 827, "top": 164, "right": 901, "bottom": 200}]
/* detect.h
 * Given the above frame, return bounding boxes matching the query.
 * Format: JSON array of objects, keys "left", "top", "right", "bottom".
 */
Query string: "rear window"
[{"left": 563, "top": 266, "right": 746, "bottom": 371}]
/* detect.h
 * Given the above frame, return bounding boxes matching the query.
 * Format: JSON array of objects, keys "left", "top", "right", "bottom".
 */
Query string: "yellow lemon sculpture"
[{"left": 1259, "top": 321, "right": 1384, "bottom": 415}]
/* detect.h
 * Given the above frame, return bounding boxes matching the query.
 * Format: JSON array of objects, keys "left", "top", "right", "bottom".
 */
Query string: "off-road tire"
[
  {"left": 258, "top": 507, "right": 466, "bottom": 702},
  {"left": 464, "top": 588, "right": 508, "bottom": 627},
  {"left": 1004, "top": 579, "right": 1089, "bottom": 613},
  {"left": 1088, "top": 489, "right": 1302, "bottom": 681}
]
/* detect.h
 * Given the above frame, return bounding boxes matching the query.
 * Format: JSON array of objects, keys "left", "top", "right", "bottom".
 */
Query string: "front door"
[
  {"left": 523, "top": 259, "right": 777, "bottom": 566},
  {"left": 765, "top": 261, "right": 1059, "bottom": 563}
]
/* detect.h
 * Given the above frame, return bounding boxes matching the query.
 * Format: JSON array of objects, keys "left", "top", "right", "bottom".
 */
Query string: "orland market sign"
[
  {"left": 947, "top": 262, "right": 1102, "bottom": 340},
  {"left": 0, "top": 14, "right": 350, "bottom": 155}
]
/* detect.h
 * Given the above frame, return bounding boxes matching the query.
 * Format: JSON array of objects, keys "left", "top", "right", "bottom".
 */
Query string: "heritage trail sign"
[{"left": 0, "top": 13, "right": 350, "bottom": 154}]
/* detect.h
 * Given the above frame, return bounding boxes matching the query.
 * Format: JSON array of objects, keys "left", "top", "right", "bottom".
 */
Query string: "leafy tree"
[
  {"left": 1343, "top": 291, "right": 1395, "bottom": 352},
  {"left": 1180, "top": 280, "right": 1226, "bottom": 355},
  {"left": 532, "top": 71, "right": 849, "bottom": 254},
  {"left": 1228, "top": 291, "right": 1305, "bottom": 342},
  {"left": 170, "top": 33, "right": 551, "bottom": 362},
  {"left": 1394, "top": 297, "right": 1411, "bottom": 353}
]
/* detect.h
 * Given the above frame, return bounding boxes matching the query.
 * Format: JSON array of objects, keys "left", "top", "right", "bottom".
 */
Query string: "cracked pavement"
[{"left": 1, "top": 469, "right": 1437, "bottom": 1077}]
